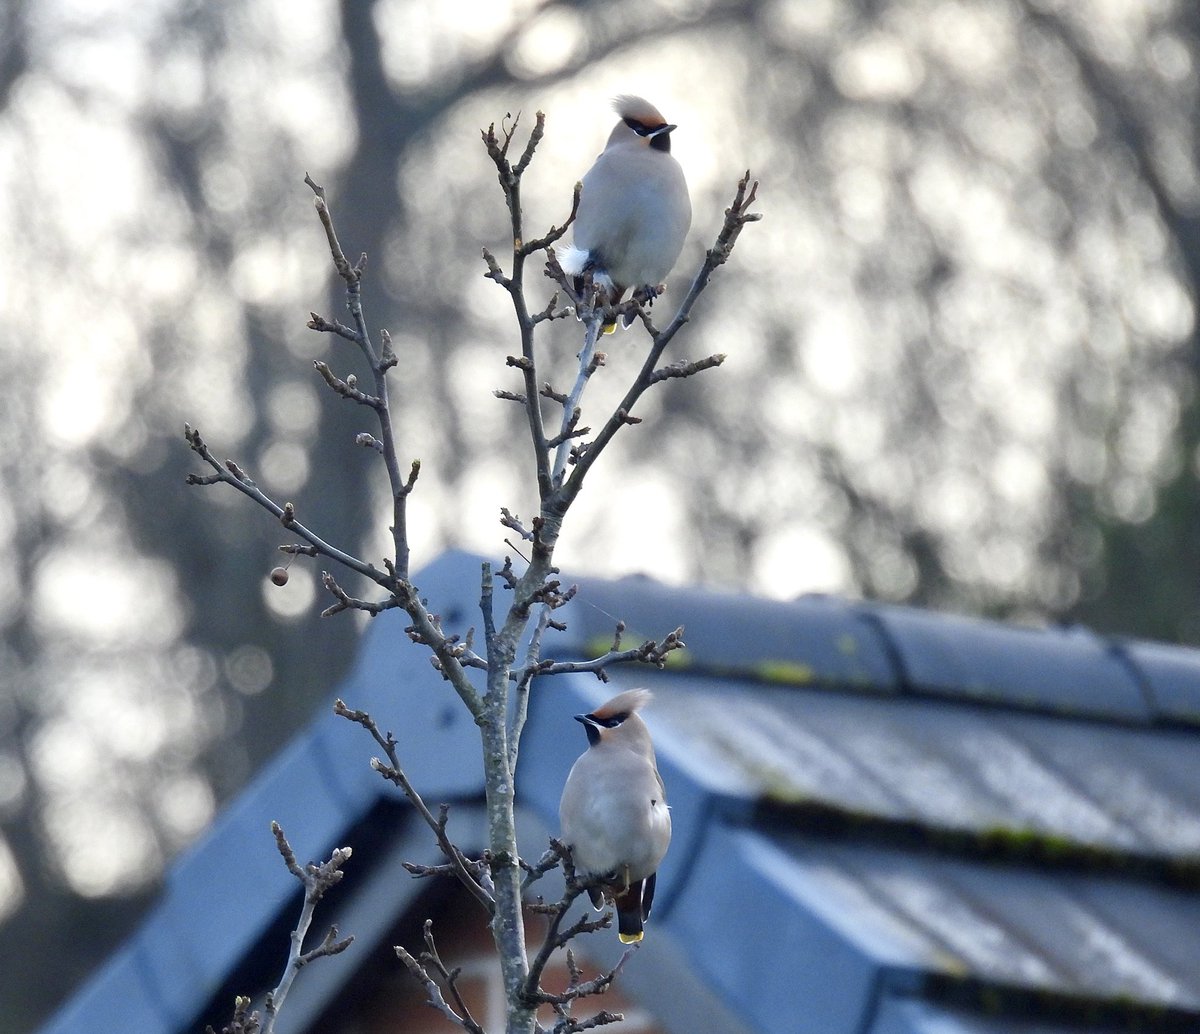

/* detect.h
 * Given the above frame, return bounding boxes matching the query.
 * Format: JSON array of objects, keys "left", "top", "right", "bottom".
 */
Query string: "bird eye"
[
  {"left": 591, "top": 711, "right": 629, "bottom": 728},
  {"left": 623, "top": 118, "right": 663, "bottom": 138}
]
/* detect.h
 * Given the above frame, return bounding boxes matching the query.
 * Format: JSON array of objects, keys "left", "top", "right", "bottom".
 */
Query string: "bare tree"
[{"left": 190, "top": 111, "right": 758, "bottom": 1033}]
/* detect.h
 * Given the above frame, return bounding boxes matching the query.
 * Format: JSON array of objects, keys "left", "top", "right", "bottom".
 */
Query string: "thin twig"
[
  {"left": 334, "top": 701, "right": 494, "bottom": 913},
  {"left": 303, "top": 175, "right": 415, "bottom": 581},
  {"left": 551, "top": 314, "right": 604, "bottom": 485},
  {"left": 648, "top": 353, "right": 727, "bottom": 383},
  {"left": 509, "top": 605, "right": 553, "bottom": 769},
  {"left": 483, "top": 111, "right": 562, "bottom": 501},
  {"left": 522, "top": 848, "right": 642, "bottom": 1030},
  {"left": 396, "top": 936, "right": 484, "bottom": 1034},
  {"left": 538, "top": 944, "right": 638, "bottom": 1008},
  {"left": 318, "top": 570, "right": 400, "bottom": 617},
  {"left": 261, "top": 824, "right": 354, "bottom": 1034},
  {"left": 184, "top": 425, "right": 391, "bottom": 589},
  {"left": 520, "top": 839, "right": 567, "bottom": 893},
  {"left": 512, "top": 626, "right": 686, "bottom": 685}
]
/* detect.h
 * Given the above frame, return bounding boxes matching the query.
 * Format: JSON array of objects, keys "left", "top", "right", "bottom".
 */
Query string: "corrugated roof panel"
[
  {"left": 863, "top": 606, "right": 1151, "bottom": 720},
  {"left": 945, "top": 864, "right": 1200, "bottom": 1012},
  {"left": 990, "top": 714, "right": 1200, "bottom": 856},
  {"left": 664, "top": 826, "right": 931, "bottom": 1034},
  {"left": 1070, "top": 877, "right": 1200, "bottom": 994},
  {"left": 764, "top": 834, "right": 1200, "bottom": 1015},
  {"left": 642, "top": 679, "right": 1200, "bottom": 862},
  {"left": 651, "top": 690, "right": 913, "bottom": 819},
  {"left": 852, "top": 864, "right": 1061, "bottom": 988}
]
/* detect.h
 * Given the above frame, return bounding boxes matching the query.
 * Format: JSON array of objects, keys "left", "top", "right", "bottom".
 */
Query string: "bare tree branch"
[
  {"left": 304, "top": 175, "right": 416, "bottom": 581},
  {"left": 520, "top": 841, "right": 641, "bottom": 1029},
  {"left": 185, "top": 425, "right": 391, "bottom": 590},
  {"left": 513, "top": 625, "right": 686, "bottom": 685},
  {"left": 261, "top": 823, "right": 354, "bottom": 1034},
  {"left": 482, "top": 111, "right": 557, "bottom": 501},
  {"left": 205, "top": 996, "right": 262, "bottom": 1034},
  {"left": 396, "top": 921, "right": 486, "bottom": 1034},
  {"left": 334, "top": 700, "right": 495, "bottom": 914},
  {"left": 189, "top": 111, "right": 757, "bottom": 1034}
]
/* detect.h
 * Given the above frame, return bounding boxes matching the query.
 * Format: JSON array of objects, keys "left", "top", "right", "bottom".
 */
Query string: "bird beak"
[
  {"left": 574, "top": 712, "right": 602, "bottom": 746},
  {"left": 648, "top": 123, "right": 676, "bottom": 138}
]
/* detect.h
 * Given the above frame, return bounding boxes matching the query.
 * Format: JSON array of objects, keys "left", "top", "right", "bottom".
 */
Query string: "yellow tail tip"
[
  {"left": 602, "top": 320, "right": 618, "bottom": 335},
  {"left": 618, "top": 931, "right": 644, "bottom": 944}
]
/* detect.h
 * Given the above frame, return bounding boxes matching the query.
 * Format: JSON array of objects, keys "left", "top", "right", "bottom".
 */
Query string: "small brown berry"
[{"left": 270, "top": 567, "right": 290, "bottom": 586}]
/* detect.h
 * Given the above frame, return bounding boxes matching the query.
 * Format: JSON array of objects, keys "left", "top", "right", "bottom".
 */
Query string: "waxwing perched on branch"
[
  {"left": 559, "top": 688, "right": 671, "bottom": 943},
  {"left": 559, "top": 96, "right": 692, "bottom": 332}
]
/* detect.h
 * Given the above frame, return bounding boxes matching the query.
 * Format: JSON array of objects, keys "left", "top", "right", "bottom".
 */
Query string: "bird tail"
[
  {"left": 614, "top": 878, "right": 650, "bottom": 943},
  {"left": 616, "top": 907, "right": 643, "bottom": 943}
]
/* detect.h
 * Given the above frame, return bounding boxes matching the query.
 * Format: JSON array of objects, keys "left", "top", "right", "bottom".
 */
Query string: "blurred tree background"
[{"left": 1, "top": 0, "right": 1197, "bottom": 1030}]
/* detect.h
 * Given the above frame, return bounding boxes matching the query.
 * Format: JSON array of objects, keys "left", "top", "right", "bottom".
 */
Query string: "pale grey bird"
[
  {"left": 559, "top": 688, "right": 671, "bottom": 943},
  {"left": 559, "top": 96, "right": 692, "bottom": 331}
]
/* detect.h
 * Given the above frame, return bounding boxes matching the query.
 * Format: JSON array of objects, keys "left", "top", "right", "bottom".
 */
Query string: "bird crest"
[
  {"left": 613, "top": 95, "right": 668, "bottom": 130},
  {"left": 590, "top": 688, "right": 653, "bottom": 722}
]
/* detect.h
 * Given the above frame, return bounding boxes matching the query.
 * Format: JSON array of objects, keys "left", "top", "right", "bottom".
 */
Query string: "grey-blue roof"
[{"left": 41, "top": 549, "right": 1200, "bottom": 1034}]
